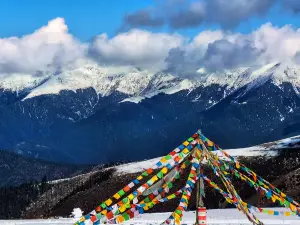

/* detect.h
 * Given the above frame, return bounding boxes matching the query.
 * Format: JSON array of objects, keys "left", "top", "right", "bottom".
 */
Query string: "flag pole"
[{"left": 196, "top": 130, "right": 206, "bottom": 225}]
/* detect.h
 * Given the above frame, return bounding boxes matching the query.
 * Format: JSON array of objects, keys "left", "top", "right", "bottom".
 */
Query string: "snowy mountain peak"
[
  {"left": 19, "top": 65, "right": 192, "bottom": 101},
  {"left": 0, "top": 62, "right": 299, "bottom": 102},
  {"left": 199, "top": 62, "right": 300, "bottom": 95}
]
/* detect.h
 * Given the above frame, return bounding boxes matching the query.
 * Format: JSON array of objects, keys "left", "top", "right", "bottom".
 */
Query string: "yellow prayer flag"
[
  {"left": 117, "top": 216, "right": 125, "bottom": 223},
  {"left": 271, "top": 196, "right": 276, "bottom": 203},
  {"left": 119, "top": 205, "right": 127, "bottom": 213},
  {"left": 182, "top": 148, "right": 189, "bottom": 154},
  {"left": 174, "top": 213, "right": 181, "bottom": 220},
  {"left": 128, "top": 193, "right": 135, "bottom": 201},
  {"left": 113, "top": 193, "right": 121, "bottom": 200},
  {"left": 161, "top": 157, "right": 167, "bottom": 163},
  {"left": 105, "top": 198, "right": 113, "bottom": 206},
  {"left": 151, "top": 175, "right": 158, "bottom": 182},
  {"left": 207, "top": 140, "right": 214, "bottom": 146},
  {"left": 290, "top": 204, "right": 297, "bottom": 212},
  {"left": 162, "top": 167, "right": 168, "bottom": 174},
  {"left": 183, "top": 141, "right": 189, "bottom": 146},
  {"left": 284, "top": 212, "right": 291, "bottom": 216},
  {"left": 263, "top": 184, "right": 269, "bottom": 189}
]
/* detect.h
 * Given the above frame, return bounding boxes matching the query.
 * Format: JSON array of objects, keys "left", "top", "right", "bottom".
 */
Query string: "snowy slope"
[
  {"left": 48, "top": 135, "right": 297, "bottom": 184},
  {"left": 115, "top": 135, "right": 300, "bottom": 174},
  {"left": 1, "top": 209, "right": 299, "bottom": 224},
  {"left": 0, "top": 73, "right": 49, "bottom": 93}
]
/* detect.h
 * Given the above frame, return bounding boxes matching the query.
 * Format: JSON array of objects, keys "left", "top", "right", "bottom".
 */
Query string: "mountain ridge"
[
  {"left": 0, "top": 61, "right": 299, "bottom": 104},
  {"left": 0, "top": 62, "right": 299, "bottom": 164}
]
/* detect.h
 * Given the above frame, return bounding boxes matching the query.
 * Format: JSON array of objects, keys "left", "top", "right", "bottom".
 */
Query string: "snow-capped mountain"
[
  {"left": 0, "top": 62, "right": 299, "bottom": 164},
  {"left": 1, "top": 62, "right": 299, "bottom": 106},
  {"left": 0, "top": 65, "right": 194, "bottom": 102}
]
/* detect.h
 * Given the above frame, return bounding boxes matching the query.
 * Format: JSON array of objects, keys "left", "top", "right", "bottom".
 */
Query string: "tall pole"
[
  {"left": 196, "top": 133, "right": 206, "bottom": 225},
  {"left": 195, "top": 152, "right": 205, "bottom": 224},
  {"left": 195, "top": 164, "right": 200, "bottom": 225},
  {"left": 199, "top": 172, "right": 204, "bottom": 208}
]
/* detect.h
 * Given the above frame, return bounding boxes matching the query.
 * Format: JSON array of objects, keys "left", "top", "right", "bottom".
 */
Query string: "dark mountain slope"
[{"left": 0, "top": 150, "right": 92, "bottom": 187}]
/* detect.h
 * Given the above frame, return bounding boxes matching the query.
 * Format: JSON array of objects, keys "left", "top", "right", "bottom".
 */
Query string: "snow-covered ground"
[
  {"left": 1, "top": 209, "right": 299, "bottom": 225},
  {"left": 115, "top": 135, "right": 300, "bottom": 174}
]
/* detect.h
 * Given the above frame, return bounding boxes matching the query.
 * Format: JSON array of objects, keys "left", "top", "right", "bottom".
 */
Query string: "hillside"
[
  {"left": 16, "top": 136, "right": 300, "bottom": 220},
  {"left": 0, "top": 150, "right": 92, "bottom": 187}
]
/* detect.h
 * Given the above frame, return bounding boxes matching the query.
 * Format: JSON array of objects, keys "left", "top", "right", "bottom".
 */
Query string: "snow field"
[{"left": 1, "top": 209, "right": 299, "bottom": 225}]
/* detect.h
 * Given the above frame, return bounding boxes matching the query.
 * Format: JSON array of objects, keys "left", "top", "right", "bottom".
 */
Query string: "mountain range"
[{"left": 0, "top": 62, "right": 299, "bottom": 164}]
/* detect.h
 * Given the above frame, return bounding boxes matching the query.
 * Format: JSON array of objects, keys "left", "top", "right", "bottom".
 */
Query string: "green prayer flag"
[
  {"left": 188, "top": 137, "right": 194, "bottom": 142},
  {"left": 118, "top": 189, "right": 126, "bottom": 197},
  {"left": 165, "top": 155, "right": 172, "bottom": 160},
  {"left": 157, "top": 171, "right": 164, "bottom": 179},
  {"left": 142, "top": 171, "right": 149, "bottom": 177},
  {"left": 258, "top": 180, "right": 264, "bottom": 186},
  {"left": 122, "top": 197, "right": 129, "bottom": 204},
  {"left": 144, "top": 197, "right": 150, "bottom": 203},
  {"left": 176, "top": 209, "right": 182, "bottom": 215},
  {"left": 100, "top": 203, "right": 106, "bottom": 209},
  {"left": 279, "top": 200, "right": 284, "bottom": 206},
  {"left": 284, "top": 200, "right": 290, "bottom": 207},
  {"left": 122, "top": 213, "right": 130, "bottom": 221}
]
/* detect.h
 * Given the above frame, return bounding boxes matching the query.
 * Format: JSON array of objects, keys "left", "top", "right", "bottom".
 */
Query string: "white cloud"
[
  {"left": 0, "top": 18, "right": 87, "bottom": 74},
  {"left": 252, "top": 23, "right": 300, "bottom": 64},
  {"left": 1, "top": 18, "right": 300, "bottom": 77},
  {"left": 165, "top": 23, "right": 300, "bottom": 74},
  {"left": 88, "top": 29, "right": 184, "bottom": 72}
]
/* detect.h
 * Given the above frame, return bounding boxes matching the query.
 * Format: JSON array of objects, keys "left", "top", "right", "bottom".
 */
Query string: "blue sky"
[
  {"left": 0, "top": 0, "right": 299, "bottom": 41},
  {"left": 0, "top": 0, "right": 153, "bottom": 40},
  {"left": 0, "top": 0, "right": 300, "bottom": 75}
]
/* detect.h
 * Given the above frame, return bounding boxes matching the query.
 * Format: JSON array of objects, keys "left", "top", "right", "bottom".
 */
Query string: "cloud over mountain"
[
  {"left": 88, "top": 29, "right": 183, "bottom": 71},
  {"left": 0, "top": 18, "right": 86, "bottom": 75},
  {"left": 1, "top": 17, "right": 300, "bottom": 78},
  {"left": 165, "top": 23, "right": 300, "bottom": 75}
]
